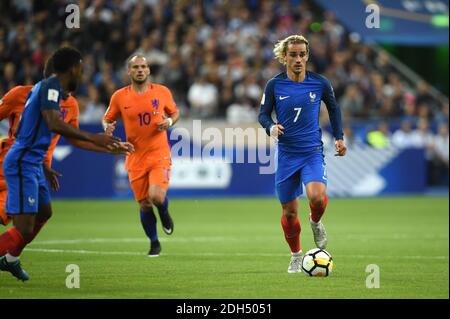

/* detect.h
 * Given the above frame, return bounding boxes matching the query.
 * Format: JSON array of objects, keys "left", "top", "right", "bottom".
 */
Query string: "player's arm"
[
  {"left": 42, "top": 109, "right": 120, "bottom": 149},
  {"left": 66, "top": 98, "right": 133, "bottom": 154},
  {"left": 40, "top": 86, "right": 120, "bottom": 149},
  {"left": 258, "top": 79, "right": 283, "bottom": 141},
  {"left": 103, "top": 93, "right": 121, "bottom": 136},
  {"left": 65, "top": 138, "right": 134, "bottom": 155},
  {"left": 0, "top": 87, "right": 21, "bottom": 120},
  {"left": 156, "top": 110, "right": 180, "bottom": 131},
  {"left": 157, "top": 87, "right": 180, "bottom": 131},
  {"left": 321, "top": 77, "right": 347, "bottom": 156}
]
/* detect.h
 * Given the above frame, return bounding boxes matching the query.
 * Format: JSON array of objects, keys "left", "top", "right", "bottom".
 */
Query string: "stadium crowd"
[{"left": 0, "top": 0, "right": 448, "bottom": 185}]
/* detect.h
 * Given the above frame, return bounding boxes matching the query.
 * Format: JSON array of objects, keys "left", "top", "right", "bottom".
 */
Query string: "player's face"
[
  {"left": 68, "top": 61, "right": 83, "bottom": 92},
  {"left": 285, "top": 43, "right": 309, "bottom": 75},
  {"left": 128, "top": 57, "right": 150, "bottom": 84}
]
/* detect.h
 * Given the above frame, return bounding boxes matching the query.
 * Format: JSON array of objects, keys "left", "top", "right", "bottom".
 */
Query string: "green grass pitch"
[{"left": 0, "top": 196, "right": 448, "bottom": 298}]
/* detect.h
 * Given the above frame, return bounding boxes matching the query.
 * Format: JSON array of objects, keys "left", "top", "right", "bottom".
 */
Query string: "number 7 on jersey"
[{"left": 293, "top": 107, "right": 302, "bottom": 123}]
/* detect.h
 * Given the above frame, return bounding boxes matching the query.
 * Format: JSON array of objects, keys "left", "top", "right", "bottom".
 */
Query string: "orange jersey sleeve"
[
  {"left": 161, "top": 86, "right": 178, "bottom": 116},
  {"left": 103, "top": 90, "right": 122, "bottom": 123},
  {"left": 0, "top": 85, "right": 33, "bottom": 190},
  {"left": 105, "top": 84, "right": 179, "bottom": 171},
  {"left": 0, "top": 85, "right": 33, "bottom": 139},
  {"left": 44, "top": 95, "right": 79, "bottom": 167}
]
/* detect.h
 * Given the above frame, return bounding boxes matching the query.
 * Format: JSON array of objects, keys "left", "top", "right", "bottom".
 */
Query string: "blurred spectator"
[
  {"left": 0, "top": 0, "right": 445, "bottom": 127},
  {"left": 367, "top": 121, "right": 392, "bottom": 149},
  {"left": 416, "top": 80, "right": 436, "bottom": 110},
  {"left": 410, "top": 118, "right": 434, "bottom": 150},
  {"left": 187, "top": 74, "right": 218, "bottom": 118},
  {"left": 226, "top": 97, "right": 256, "bottom": 124},
  {"left": 78, "top": 84, "right": 106, "bottom": 124},
  {"left": 434, "top": 102, "right": 449, "bottom": 124},
  {"left": 338, "top": 83, "right": 365, "bottom": 118},
  {"left": 391, "top": 119, "right": 416, "bottom": 148},
  {"left": 430, "top": 122, "right": 449, "bottom": 185}
]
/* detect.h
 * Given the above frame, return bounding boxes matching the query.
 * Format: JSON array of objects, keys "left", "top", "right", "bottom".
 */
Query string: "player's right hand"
[
  {"left": 91, "top": 133, "right": 121, "bottom": 150},
  {"left": 43, "top": 165, "right": 62, "bottom": 192},
  {"left": 104, "top": 121, "right": 116, "bottom": 136},
  {"left": 270, "top": 124, "right": 284, "bottom": 141}
]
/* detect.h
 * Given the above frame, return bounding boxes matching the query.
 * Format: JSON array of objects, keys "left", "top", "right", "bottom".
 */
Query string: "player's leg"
[
  {"left": 303, "top": 151, "right": 329, "bottom": 249},
  {"left": 149, "top": 185, "right": 173, "bottom": 235},
  {"left": 8, "top": 172, "right": 53, "bottom": 257},
  {"left": 148, "top": 161, "right": 173, "bottom": 235},
  {"left": 0, "top": 214, "right": 33, "bottom": 281},
  {"left": 138, "top": 197, "right": 161, "bottom": 257},
  {"left": 0, "top": 166, "right": 41, "bottom": 281},
  {"left": 129, "top": 170, "right": 160, "bottom": 256},
  {"left": 0, "top": 189, "right": 12, "bottom": 226},
  {"left": 276, "top": 171, "right": 303, "bottom": 273}
]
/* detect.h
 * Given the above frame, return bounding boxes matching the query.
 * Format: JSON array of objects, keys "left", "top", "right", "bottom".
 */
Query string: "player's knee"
[
  {"left": 149, "top": 193, "right": 165, "bottom": 206},
  {"left": 139, "top": 200, "right": 153, "bottom": 213},
  {"left": 309, "top": 193, "right": 326, "bottom": 208}
]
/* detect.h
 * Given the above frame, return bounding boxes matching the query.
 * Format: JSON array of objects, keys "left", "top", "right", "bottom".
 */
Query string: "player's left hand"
[
  {"left": 43, "top": 165, "right": 62, "bottom": 191},
  {"left": 335, "top": 139, "right": 347, "bottom": 156},
  {"left": 110, "top": 142, "right": 135, "bottom": 155},
  {"left": 156, "top": 115, "right": 172, "bottom": 131}
]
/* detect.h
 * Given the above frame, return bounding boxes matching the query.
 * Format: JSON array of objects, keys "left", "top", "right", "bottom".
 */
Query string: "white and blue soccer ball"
[{"left": 301, "top": 248, "right": 334, "bottom": 277}]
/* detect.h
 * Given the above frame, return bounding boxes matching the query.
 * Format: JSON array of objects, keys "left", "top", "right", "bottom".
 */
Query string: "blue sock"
[
  {"left": 140, "top": 208, "right": 158, "bottom": 242},
  {"left": 156, "top": 196, "right": 169, "bottom": 215}
]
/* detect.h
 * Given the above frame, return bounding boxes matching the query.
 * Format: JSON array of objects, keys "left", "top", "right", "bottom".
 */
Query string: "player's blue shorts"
[
  {"left": 275, "top": 147, "right": 327, "bottom": 204},
  {"left": 3, "top": 154, "right": 51, "bottom": 214}
]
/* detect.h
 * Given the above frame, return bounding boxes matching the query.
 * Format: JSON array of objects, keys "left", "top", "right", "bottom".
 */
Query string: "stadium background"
[{"left": 0, "top": 0, "right": 448, "bottom": 299}]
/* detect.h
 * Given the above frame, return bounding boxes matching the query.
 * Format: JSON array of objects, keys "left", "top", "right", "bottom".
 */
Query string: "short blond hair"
[{"left": 273, "top": 35, "right": 309, "bottom": 65}]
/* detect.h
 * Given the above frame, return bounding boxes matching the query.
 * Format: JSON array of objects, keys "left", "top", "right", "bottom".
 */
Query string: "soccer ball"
[{"left": 301, "top": 248, "right": 334, "bottom": 277}]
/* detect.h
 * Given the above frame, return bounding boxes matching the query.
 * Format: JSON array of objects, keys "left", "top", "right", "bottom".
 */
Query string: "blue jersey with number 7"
[{"left": 258, "top": 71, "right": 343, "bottom": 153}]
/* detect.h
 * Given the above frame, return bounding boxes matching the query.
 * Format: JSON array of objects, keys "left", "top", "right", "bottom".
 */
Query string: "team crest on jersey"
[
  {"left": 309, "top": 92, "right": 316, "bottom": 103},
  {"left": 152, "top": 99, "right": 159, "bottom": 109},
  {"left": 28, "top": 196, "right": 35, "bottom": 206}
]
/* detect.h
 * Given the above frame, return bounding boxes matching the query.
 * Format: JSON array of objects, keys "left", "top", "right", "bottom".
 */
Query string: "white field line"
[
  {"left": 31, "top": 237, "right": 233, "bottom": 244},
  {"left": 23, "top": 247, "right": 449, "bottom": 260},
  {"left": 31, "top": 233, "right": 449, "bottom": 245}
]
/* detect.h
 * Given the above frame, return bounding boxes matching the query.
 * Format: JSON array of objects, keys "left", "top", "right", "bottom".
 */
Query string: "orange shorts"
[
  {"left": 0, "top": 188, "right": 11, "bottom": 226},
  {"left": 128, "top": 158, "right": 171, "bottom": 202}
]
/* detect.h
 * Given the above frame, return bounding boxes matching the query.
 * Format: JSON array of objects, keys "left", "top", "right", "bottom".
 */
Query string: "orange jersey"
[
  {"left": 104, "top": 83, "right": 178, "bottom": 171},
  {"left": 0, "top": 86, "right": 78, "bottom": 189},
  {"left": 0, "top": 85, "right": 33, "bottom": 151},
  {"left": 0, "top": 85, "right": 33, "bottom": 190},
  {"left": 44, "top": 95, "right": 79, "bottom": 167}
]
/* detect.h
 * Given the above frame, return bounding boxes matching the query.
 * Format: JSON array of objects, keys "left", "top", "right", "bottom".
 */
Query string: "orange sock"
[{"left": 281, "top": 214, "right": 301, "bottom": 253}]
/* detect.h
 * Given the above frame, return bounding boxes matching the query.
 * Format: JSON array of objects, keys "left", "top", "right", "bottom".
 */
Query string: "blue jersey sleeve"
[
  {"left": 39, "top": 78, "right": 61, "bottom": 111},
  {"left": 258, "top": 79, "right": 276, "bottom": 136},
  {"left": 321, "top": 76, "right": 344, "bottom": 140}
]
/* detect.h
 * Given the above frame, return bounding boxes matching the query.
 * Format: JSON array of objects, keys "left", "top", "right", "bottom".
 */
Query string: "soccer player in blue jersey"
[
  {"left": 0, "top": 47, "right": 123, "bottom": 281},
  {"left": 258, "top": 35, "right": 347, "bottom": 273}
]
